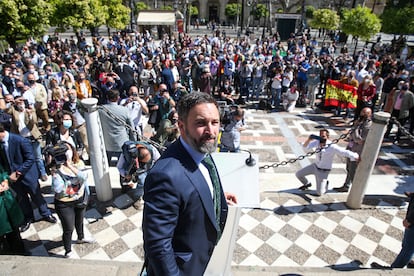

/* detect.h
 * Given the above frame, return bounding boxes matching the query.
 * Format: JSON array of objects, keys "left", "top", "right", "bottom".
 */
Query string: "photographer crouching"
[{"left": 219, "top": 106, "right": 246, "bottom": 153}]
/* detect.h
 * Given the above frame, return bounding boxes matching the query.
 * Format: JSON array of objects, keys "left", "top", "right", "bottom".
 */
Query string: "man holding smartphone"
[{"left": 296, "top": 129, "right": 359, "bottom": 196}]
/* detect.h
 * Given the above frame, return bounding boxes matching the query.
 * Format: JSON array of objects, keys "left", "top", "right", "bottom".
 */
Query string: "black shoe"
[
  {"left": 43, "top": 215, "right": 57, "bottom": 224},
  {"left": 19, "top": 220, "right": 31, "bottom": 232},
  {"left": 370, "top": 262, "right": 390, "bottom": 269},
  {"left": 333, "top": 186, "right": 349, "bottom": 193},
  {"left": 299, "top": 183, "right": 312, "bottom": 190}
]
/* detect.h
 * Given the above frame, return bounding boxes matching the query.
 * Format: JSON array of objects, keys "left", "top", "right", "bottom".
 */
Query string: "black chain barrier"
[
  {"left": 95, "top": 108, "right": 413, "bottom": 172},
  {"left": 258, "top": 128, "right": 354, "bottom": 170},
  {"left": 98, "top": 105, "right": 167, "bottom": 153},
  {"left": 389, "top": 117, "right": 414, "bottom": 143}
]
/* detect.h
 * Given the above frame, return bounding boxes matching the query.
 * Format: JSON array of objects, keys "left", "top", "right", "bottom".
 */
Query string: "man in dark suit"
[
  {"left": 0, "top": 123, "right": 56, "bottom": 232},
  {"left": 143, "top": 92, "right": 237, "bottom": 275}
]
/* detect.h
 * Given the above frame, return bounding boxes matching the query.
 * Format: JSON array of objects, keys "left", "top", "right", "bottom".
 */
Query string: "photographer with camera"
[
  {"left": 120, "top": 86, "right": 148, "bottom": 138},
  {"left": 219, "top": 106, "right": 246, "bottom": 153},
  {"left": 45, "top": 141, "right": 94, "bottom": 258},
  {"left": 296, "top": 129, "right": 359, "bottom": 196},
  {"left": 117, "top": 141, "right": 160, "bottom": 209}
]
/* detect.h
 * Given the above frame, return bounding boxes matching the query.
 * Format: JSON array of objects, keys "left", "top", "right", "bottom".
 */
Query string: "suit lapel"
[{"left": 174, "top": 141, "right": 217, "bottom": 230}]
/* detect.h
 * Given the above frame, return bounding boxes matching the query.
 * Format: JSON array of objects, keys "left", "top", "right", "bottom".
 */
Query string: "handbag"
[{"left": 57, "top": 170, "right": 89, "bottom": 208}]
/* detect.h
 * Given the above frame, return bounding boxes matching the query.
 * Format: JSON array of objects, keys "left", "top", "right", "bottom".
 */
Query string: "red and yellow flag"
[{"left": 324, "top": 79, "right": 358, "bottom": 108}]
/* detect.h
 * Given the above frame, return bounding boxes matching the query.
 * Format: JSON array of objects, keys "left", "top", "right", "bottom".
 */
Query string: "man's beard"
[{"left": 185, "top": 128, "right": 218, "bottom": 154}]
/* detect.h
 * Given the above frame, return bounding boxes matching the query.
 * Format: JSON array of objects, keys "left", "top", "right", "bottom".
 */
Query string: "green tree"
[
  {"left": 103, "top": 0, "right": 130, "bottom": 30},
  {"left": 380, "top": 6, "right": 414, "bottom": 35},
  {"left": 51, "top": 0, "right": 129, "bottom": 36},
  {"left": 134, "top": 1, "right": 149, "bottom": 15},
  {"left": 50, "top": 0, "right": 100, "bottom": 32},
  {"left": 225, "top": 3, "right": 241, "bottom": 19},
  {"left": 341, "top": 6, "right": 381, "bottom": 54},
  {"left": 189, "top": 5, "right": 198, "bottom": 17},
  {"left": 341, "top": 6, "right": 381, "bottom": 41},
  {"left": 0, "top": 0, "right": 53, "bottom": 48},
  {"left": 305, "top": 6, "right": 315, "bottom": 18},
  {"left": 309, "top": 9, "right": 340, "bottom": 31},
  {"left": 251, "top": 4, "right": 268, "bottom": 21},
  {"left": 161, "top": 5, "right": 174, "bottom": 10}
]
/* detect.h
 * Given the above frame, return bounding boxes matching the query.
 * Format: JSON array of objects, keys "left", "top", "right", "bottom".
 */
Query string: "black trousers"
[
  {"left": 55, "top": 200, "right": 86, "bottom": 253},
  {"left": 385, "top": 109, "right": 408, "bottom": 141},
  {"left": 12, "top": 181, "right": 51, "bottom": 222}
]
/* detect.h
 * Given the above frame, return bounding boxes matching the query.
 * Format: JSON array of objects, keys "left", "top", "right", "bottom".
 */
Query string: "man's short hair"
[
  {"left": 108, "top": 89, "right": 120, "bottom": 101},
  {"left": 319, "top": 128, "right": 330, "bottom": 137},
  {"left": 177, "top": 92, "right": 218, "bottom": 123}
]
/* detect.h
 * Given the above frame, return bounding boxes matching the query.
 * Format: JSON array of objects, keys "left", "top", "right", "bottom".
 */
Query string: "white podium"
[{"left": 205, "top": 152, "right": 260, "bottom": 276}]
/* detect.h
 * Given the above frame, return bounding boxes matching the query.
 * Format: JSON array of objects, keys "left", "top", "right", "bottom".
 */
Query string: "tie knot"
[{"left": 202, "top": 154, "right": 214, "bottom": 166}]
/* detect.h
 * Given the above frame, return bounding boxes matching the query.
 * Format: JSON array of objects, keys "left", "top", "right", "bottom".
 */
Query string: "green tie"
[{"left": 202, "top": 154, "right": 222, "bottom": 241}]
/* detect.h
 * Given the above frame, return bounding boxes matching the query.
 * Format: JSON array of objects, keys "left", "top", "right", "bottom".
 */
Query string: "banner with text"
[{"left": 324, "top": 79, "right": 358, "bottom": 108}]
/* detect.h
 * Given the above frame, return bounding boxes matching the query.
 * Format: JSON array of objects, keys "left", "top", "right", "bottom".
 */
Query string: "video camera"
[{"left": 43, "top": 142, "right": 69, "bottom": 166}]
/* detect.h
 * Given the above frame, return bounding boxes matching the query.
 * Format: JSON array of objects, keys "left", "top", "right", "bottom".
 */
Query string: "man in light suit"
[
  {"left": 0, "top": 123, "right": 56, "bottom": 233},
  {"left": 143, "top": 92, "right": 237, "bottom": 275}
]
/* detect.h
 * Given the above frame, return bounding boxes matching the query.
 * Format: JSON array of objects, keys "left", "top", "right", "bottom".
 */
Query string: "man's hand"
[
  {"left": 403, "top": 218, "right": 411, "bottom": 229},
  {"left": 224, "top": 192, "right": 238, "bottom": 206},
  {"left": 9, "top": 172, "right": 20, "bottom": 182},
  {"left": 0, "top": 180, "right": 9, "bottom": 192}
]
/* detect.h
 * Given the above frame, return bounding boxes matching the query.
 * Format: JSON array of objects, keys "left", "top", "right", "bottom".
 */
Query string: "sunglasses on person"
[{"left": 160, "top": 89, "right": 168, "bottom": 93}]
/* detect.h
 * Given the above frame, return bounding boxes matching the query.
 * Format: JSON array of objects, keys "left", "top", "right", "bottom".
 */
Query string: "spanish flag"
[{"left": 324, "top": 79, "right": 358, "bottom": 108}]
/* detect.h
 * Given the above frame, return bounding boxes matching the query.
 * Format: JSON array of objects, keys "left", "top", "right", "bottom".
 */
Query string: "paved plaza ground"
[
  {"left": 2, "top": 26, "right": 414, "bottom": 274},
  {"left": 12, "top": 104, "right": 414, "bottom": 274}
]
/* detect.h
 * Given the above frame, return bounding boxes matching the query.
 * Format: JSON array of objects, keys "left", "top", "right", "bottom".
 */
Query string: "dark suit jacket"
[
  {"left": 143, "top": 139, "right": 228, "bottom": 276},
  {"left": 7, "top": 133, "right": 39, "bottom": 193}
]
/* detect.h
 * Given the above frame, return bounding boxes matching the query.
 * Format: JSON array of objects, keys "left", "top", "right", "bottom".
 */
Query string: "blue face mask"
[{"left": 62, "top": 120, "right": 72, "bottom": 129}]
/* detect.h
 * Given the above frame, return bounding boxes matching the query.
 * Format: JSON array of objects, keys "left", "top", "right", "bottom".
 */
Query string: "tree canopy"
[
  {"left": 341, "top": 6, "right": 381, "bottom": 41},
  {"left": 0, "top": 0, "right": 53, "bottom": 48},
  {"left": 103, "top": 0, "right": 130, "bottom": 30},
  {"left": 309, "top": 9, "right": 340, "bottom": 30},
  {"left": 225, "top": 3, "right": 241, "bottom": 18},
  {"left": 134, "top": 1, "right": 149, "bottom": 15},
  {"left": 189, "top": 5, "right": 199, "bottom": 17},
  {"left": 251, "top": 4, "right": 269, "bottom": 21},
  {"left": 380, "top": 6, "right": 414, "bottom": 35}
]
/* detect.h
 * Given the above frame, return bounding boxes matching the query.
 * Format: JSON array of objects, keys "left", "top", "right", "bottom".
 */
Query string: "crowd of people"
[{"left": 0, "top": 25, "right": 413, "bottom": 267}]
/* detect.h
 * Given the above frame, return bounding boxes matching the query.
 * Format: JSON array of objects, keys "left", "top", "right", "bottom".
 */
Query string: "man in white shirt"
[
  {"left": 120, "top": 85, "right": 149, "bottom": 138},
  {"left": 296, "top": 129, "right": 359, "bottom": 196}
]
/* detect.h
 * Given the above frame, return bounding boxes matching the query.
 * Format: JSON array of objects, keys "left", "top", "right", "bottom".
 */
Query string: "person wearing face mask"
[
  {"left": 62, "top": 89, "right": 89, "bottom": 159},
  {"left": 354, "top": 75, "right": 376, "bottom": 121},
  {"left": 55, "top": 63, "right": 75, "bottom": 85},
  {"left": 23, "top": 64, "right": 39, "bottom": 83},
  {"left": 26, "top": 72, "right": 50, "bottom": 131},
  {"left": 46, "top": 111, "right": 84, "bottom": 158},
  {"left": 334, "top": 107, "right": 372, "bottom": 193},
  {"left": 74, "top": 72, "right": 92, "bottom": 100},
  {"left": 220, "top": 79, "right": 236, "bottom": 104},
  {"left": 3, "top": 95, "right": 48, "bottom": 182},
  {"left": 97, "top": 73, "right": 123, "bottom": 105},
  {"left": 45, "top": 141, "right": 94, "bottom": 258},
  {"left": 384, "top": 81, "right": 414, "bottom": 143}
]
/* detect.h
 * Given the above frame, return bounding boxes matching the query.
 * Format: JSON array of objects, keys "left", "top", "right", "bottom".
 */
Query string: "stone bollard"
[
  {"left": 346, "top": 111, "right": 390, "bottom": 209},
  {"left": 81, "top": 98, "right": 113, "bottom": 202}
]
